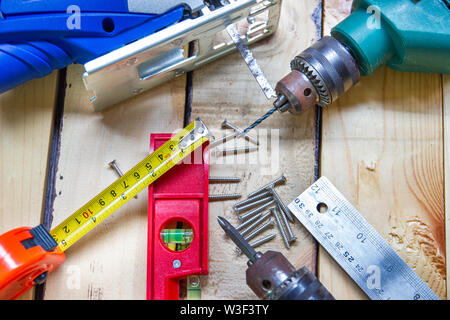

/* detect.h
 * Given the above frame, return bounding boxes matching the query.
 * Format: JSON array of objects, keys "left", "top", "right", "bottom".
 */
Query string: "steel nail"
[
  {"left": 215, "top": 145, "right": 259, "bottom": 155},
  {"left": 277, "top": 203, "right": 296, "bottom": 244},
  {"left": 239, "top": 210, "right": 272, "bottom": 236},
  {"left": 244, "top": 219, "right": 274, "bottom": 242},
  {"left": 209, "top": 176, "right": 241, "bottom": 183},
  {"left": 222, "top": 120, "right": 259, "bottom": 145},
  {"left": 236, "top": 212, "right": 264, "bottom": 231},
  {"left": 271, "top": 207, "right": 290, "bottom": 249},
  {"left": 234, "top": 195, "right": 273, "bottom": 214},
  {"left": 239, "top": 200, "right": 275, "bottom": 222},
  {"left": 109, "top": 160, "right": 137, "bottom": 199},
  {"left": 234, "top": 190, "right": 272, "bottom": 209},
  {"left": 247, "top": 175, "right": 286, "bottom": 198},
  {"left": 209, "top": 194, "right": 242, "bottom": 201},
  {"left": 235, "top": 234, "right": 276, "bottom": 255},
  {"left": 269, "top": 187, "right": 295, "bottom": 223},
  {"left": 210, "top": 131, "right": 238, "bottom": 148}
]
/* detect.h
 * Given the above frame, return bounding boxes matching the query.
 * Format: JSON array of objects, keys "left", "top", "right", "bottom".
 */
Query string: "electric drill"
[
  {"left": 217, "top": 216, "right": 335, "bottom": 300},
  {"left": 242, "top": 0, "right": 450, "bottom": 134}
]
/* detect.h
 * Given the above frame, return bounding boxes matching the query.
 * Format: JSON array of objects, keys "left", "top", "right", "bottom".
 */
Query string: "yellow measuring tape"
[{"left": 51, "top": 119, "right": 211, "bottom": 251}]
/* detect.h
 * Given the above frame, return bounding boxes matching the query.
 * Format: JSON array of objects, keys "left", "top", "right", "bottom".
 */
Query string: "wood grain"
[
  {"left": 190, "top": 0, "right": 323, "bottom": 299},
  {"left": 44, "top": 65, "right": 186, "bottom": 299},
  {"left": 444, "top": 75, "right": 450, "bottom": 298},
  {"left": 320, "top": 0, "right": 446, "bottom": 299},
  {"left": 0, "top": 72, "right": 59, "bottom": 299}
]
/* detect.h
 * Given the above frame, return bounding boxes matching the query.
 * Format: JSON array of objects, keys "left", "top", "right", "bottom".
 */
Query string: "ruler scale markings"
[
  {"left": 319, "top": 181, "right": 434, "bottom": 298},
  {"left": 288, "top": 177, "right": 439, "bottom": 300}
]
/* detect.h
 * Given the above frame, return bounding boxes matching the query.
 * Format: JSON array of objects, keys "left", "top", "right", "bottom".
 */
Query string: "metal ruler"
[
  {"left": 51, "top": 119, "right": 211, "bottom": 251},
  {"left": 288, "top": 177, "right": 439, "bottom": 300}
]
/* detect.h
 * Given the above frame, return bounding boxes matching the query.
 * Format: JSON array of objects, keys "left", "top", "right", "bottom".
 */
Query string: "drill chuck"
[
  {"left": 246, "top": 250, "right": 334, "bottom": 300},
  {"left": 274, "top": 36, "right": 360, "bottom": 115}
]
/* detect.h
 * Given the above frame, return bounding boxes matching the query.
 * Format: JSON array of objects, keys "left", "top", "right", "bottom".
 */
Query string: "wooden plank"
[
  {"left": 190, "top": 0, "right": 323, "bottom": 299},
  {"left": 320, "top": 0, "right": 446, "bottom": 299},
  {"left": 0, "top": 72, "right": 59, "bottom": 299},
  {"left": 444, "top": 75, "right": 450, "bottom": 298},
  {"left": 44, "top": 65, "right": 186, "bottom": 299}
]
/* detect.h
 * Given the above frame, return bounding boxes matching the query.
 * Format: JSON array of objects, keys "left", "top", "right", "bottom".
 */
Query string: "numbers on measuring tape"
[{"left": 49, "top": 120, "right": 210, "bottom": 252}]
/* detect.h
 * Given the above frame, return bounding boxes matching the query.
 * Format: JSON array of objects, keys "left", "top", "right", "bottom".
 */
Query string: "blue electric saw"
[{"left": 0, "top": 0, "right": 281, "bottom": 110}]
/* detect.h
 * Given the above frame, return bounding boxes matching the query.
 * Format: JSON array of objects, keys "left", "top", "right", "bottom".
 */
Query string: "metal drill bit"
[
  {"left": 238, "top": 107, "right": 277, "bottom": 138},
  {"left": 218, "top": 216, "right": 260, "bottom": 263}
]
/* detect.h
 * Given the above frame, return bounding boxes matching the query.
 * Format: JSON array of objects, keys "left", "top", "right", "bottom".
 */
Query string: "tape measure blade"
[
  {"left": 50, "top": 119, "right": 210, "bottom": 251},
  {"left": 288, "top": 177, "right": 439, "bottom": 300}
]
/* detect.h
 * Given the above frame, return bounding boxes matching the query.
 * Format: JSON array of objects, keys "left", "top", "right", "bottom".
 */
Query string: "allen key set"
[{"left": 231, "top": 175, "right": 296, "bottom": 252}]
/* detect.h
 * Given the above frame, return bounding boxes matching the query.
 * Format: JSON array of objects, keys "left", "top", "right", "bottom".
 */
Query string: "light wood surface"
[
  {"left": 190, "top": 0, "right": 322, "bottom": 299},
  {"left": 1, "top": 0, "right": 447, "bottom": 301},
  {"left": 320, "top": 0, "right": 447, "bottom": 299},
  {"left": 444, "top": 75, "right": 450, "bottom": 297},
  {"left": 0, "top": 72, "right": 59, "bottom": 299},
  {"left": 44, "top": 65, "right": 186, "bottom": 299}
]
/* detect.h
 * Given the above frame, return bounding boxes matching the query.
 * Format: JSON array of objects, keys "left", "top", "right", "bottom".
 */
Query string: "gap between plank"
[{"left": 35, "top": 68, "right": 68, "bottom": 300}]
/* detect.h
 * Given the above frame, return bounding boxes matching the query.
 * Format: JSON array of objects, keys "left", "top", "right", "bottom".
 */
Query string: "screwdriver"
[{"left": 217, "top": 216, "right": 334, "bottom": 300}]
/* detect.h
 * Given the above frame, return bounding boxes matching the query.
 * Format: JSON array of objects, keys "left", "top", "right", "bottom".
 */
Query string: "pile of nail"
[{"left": 232, "top": 175, "right": 296, "bottom": 254}]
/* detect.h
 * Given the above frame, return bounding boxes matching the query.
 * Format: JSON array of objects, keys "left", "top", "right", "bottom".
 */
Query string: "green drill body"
[
  {"left": 333, "top": 0, "right": 450, "bottom": 76},
  {"left": 241, "top": 0, "right": 450, "bottom": 135}
]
